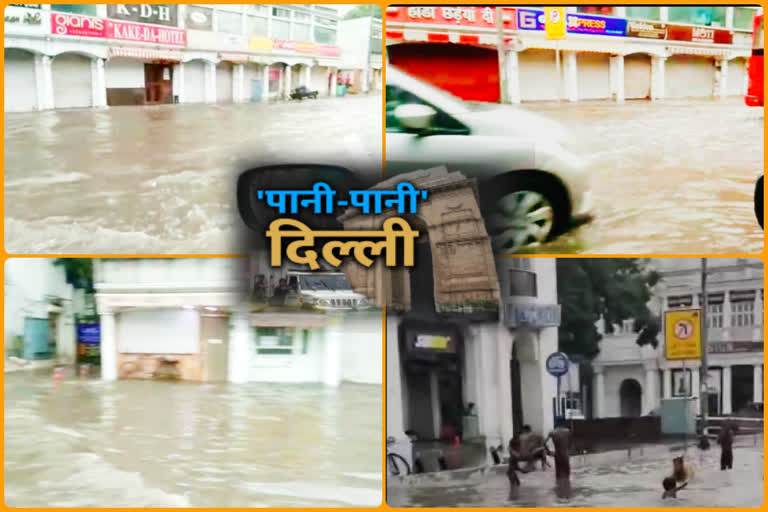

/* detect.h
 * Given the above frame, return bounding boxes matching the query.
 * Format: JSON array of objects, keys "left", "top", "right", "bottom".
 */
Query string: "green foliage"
[
  {"left": 343, "top": 5, "right": 382, "bottom": 19},
  {"left": 556, "top": 258, "right": 660, "bottom": 359},
  {"left": 53, "top": 258, "right": 94, "bottom": 291}
]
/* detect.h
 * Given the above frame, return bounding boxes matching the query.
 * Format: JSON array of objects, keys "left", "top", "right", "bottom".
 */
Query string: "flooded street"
[
  {"left": 525, "top": 98, "right": 763, "bottom": 254},
  {"left": 387, "top": 440, "right": 763, "bottom": 507},
  {"left": 4, "top": 95, "right": 382, "bottom": 254},
  {"left": 4, "top": 372, "right": 382, "bottom": 507}
]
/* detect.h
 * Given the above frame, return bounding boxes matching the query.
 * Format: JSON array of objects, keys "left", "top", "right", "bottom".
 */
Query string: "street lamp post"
[{"left": 700, "top": 258, "right": 710, "bottom": 434}]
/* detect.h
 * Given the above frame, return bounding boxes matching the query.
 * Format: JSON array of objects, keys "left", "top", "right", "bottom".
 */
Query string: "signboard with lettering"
[
  {"left": 187, "top": 30, "right": 245, "bottom": 51},
  {"left": 627, "top": 20, "right": 667, "bottom": 39},
  {"left": 248, "top": 36, "right": 341, "bottom": 57},
  {"left": 402, "top": 323, "right": 460, "bottom": 360},
  {"left": 709, "top": 341, "right": 762, "bottom": 354},
  {"left": 5, "top": 5, "right": 42, "bottom": 26},
  {"left": 385, "top": 5, "right": 516, "bottom": 30},
  {"left": 518, "top": 9, "right": 627, "bottom": 37},
  {"left": 666, "top": 24, "right": 733, "bottom": 45},
  {"left": 504, "top": 303, "right": 561, "bottom": 328},
  {"left": 665, "top": 309, "right": 702, "bottom": 360},
  {"left": 107, "top": 4, "right": 178, "bottom": 27},
  {"left": 185, "top": 5, "right": 213, "bottom": 31},
  {"left": 51, "top": 13, "right": 187, "bottom": 47},
  {"left": 77, "top": 323, "right": 100, "bottom": 359}
]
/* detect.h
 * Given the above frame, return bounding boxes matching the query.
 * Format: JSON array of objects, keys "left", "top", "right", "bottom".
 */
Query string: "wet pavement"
[
  {"left": 523, "top": 98, "right": 764, "bottom": 254},
  {"left": 4, "top": 95, "right": 382, "bottom": 254},
  {"left": 4, "top": 371, "right": 382, "bottom": 507},
  {"left": 387, "top": 441, "right": 763, "bottom": 508}
]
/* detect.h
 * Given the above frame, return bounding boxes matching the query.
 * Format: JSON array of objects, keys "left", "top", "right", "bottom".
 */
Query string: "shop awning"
[
  {"left": 521, "top": 38, "right": 621, "bottom": 54},
  {"left": 666, "top": 45, "right": 732, "bottom": 58},
  {"left": 219, "top": 52, "right": 251, "bottom": 63},
  {"left": 110, "top": 47, "right": 183, "bottom": 62}
]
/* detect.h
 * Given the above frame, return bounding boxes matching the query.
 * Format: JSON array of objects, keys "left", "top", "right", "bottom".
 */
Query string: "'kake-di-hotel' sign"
[{"left": 51, "top": 12, "right": 186, "bottom": 46}]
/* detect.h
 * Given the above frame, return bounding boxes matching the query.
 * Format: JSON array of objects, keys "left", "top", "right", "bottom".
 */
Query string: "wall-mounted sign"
[
  {"left": 666, "top": 24, "right": 733, "bottom": 44},
  {"left": 415, "top": 334, "right": 450, "bottom": 350},
  {"left": 107, "top": 4, "right": 178, "bottom": 27},
  {"left": 51, "top": 13, "right": 187, "bottom": 47},
  {"left": 185, "top": 5, "right": 213, "bottom": 31},
  {"left": 385, "top": 5, "right": 516, "bottom": 30},
  {"left": 665, "top": 309, "right": 702, "bottom": 360},
  {"left": 709, "top": 341, "right": 762, "bottom": 354},
  {"left": 504, "top": 303, "right": 561, "bottom": 328},
  {"left": 518, "top": 9, "right": 627, "bottom": 37},
  {"left": 403, "top": 325, "right": 459, "bottom": 357},
  {"left": 4, "top": 5, "right": 41, "bottom": 25},
  {"left": 249, "top": 36, "right": 341, "bottom": 57},
  {"left": 77, "top": 324, "right": 101, "bottom": 344},
  {"left": 187, "top": 30, "right": 246, "bottom": 51},
  {"left": 627, "top": 20, "right": 667, "bottom": 39},
  {"left": 545, "top": 7, "right": 566, "bottom": 40}
]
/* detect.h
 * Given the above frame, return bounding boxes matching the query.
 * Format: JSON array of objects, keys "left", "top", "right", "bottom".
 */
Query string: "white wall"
[
  {"left": 52, "top": 53, "right": 92, "bottom": 109},
  {"left": 104, "top": 58, "right": 145, "bottom": 88},
  {"left": 248, "top": 327, "right": 325, "bottom": 382},
  {"left": 666, "top": 55, "right": 715, "bottom": 98},
  {"left": 95, "top": 258, "right": 239, "bottom": 291},
  {"left": 577, "top": 53, "right": 611, "bottom": 100},
  {"left": 601, "top": 364, "right": 645, "bottom": 418},
  {"left": 337, "top": 17, "right": 370, "bottom": 70},
  {"left": 117, "top": 308, "right": 201, "bottom": 354},
  {"left": 727, "top": 57, "right": 748, "bottom": 96},
  {"left": 519, "top": 50, "right": 559, "bottom": 101},
  {"left": 340, "top": 312, "right": 382, "bottom": 384},
  {"left": 183, "top": 60, "right": 206, "bottom": 103}
]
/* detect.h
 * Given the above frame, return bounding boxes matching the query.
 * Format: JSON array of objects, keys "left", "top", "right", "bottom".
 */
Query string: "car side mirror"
[
  {"left": 394, "top": 103, "right": 437, "bottom": 133},
  {"left": 755, "top": 175, "right": 763, "bottom": 230}
]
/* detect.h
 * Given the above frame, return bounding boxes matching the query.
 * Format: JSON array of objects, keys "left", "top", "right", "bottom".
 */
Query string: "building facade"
[
  {"left": 337, "top": 16, "right": 383, "bottom": 93},
  {"left": 5, "top": 3, "right": 344, "bottom": 112},
  {"left": 385, "top": 5, "right": 758, "bottom": 103},
  {"left": 592, "top": 258, "right": 764, "bottom": 419}
]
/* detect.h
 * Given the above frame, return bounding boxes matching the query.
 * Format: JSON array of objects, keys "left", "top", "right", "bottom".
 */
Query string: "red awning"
[{"left": 110, "top": 47, "right": 183, "bottom": 62}]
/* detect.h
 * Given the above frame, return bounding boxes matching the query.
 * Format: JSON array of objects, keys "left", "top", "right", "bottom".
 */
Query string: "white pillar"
[
  {"left": 594, "top": 368, "right": 605, "bottom": 418},
  {"left": 261, "top": 64, "right": 270, "bottom": 102},
  {"left": 386, "top": 314, "right": 407, "bottom": 439},
  {"left": 506, "top": 50, "right": 521, "bottom": 104},
  {"left": 650, "top": 56, "right": 666, "bottom": 101},
  {"left": 204, "top": 61, "right": 216, "bottom": 103},
  {"left": 563, "top": 51, "right": 578, "bottom": 102},
  {"left": 330, "top": 68, "right": 338, "bottom": 97},
  {"left": 429, "top": 369, "right": 441, "bottom": 439},
  {"left": 323, "top": 314, "right": 342, "bottom": 387},
  {"left": 99, "top": 311, "right": 117, "bottom": 381},
  {"left": 753, "top": 365, "right": 763, "bottom": 403},
  {"left": 610, "top": 55, "right": 625, "bottom": 103},
  {"left": 228, "top": 310, "right": 250, "bottom": 383},
  {"left": 233, "top": 63, "right": 245, "bottom": 103},
  {"left": 90, "top": 57, "right": 107, "bottom": 108},
  {"left": 644, "top": 367, "right": 657, "bottom": 415},
  {"left": 715, "top": 59, "right": 729, "bottom": 100},
  {"left": 691, "top": 367, "right": 701, "bottom": 414},
  {"left": 284, "top": 64, "right": 292, "bottom": 98},
  {"left": 726, "top": 6, "right": 735, "bottom": 29},
  {"left": 659, "top": 6, "right": 669, "bottom": 22},
  {"left": 304, "top": 64, "right": 312, "bottom": 88},
  {"left": 663, "top": 368, "right": 672, "bottom": 398},
  {"left": 722, "top": 365, "right": 732, "bottom": 414},
  {"left": 614, "top": 6, "right": 627, "bottom": 17},
  {"left": 172, "top": 62, "right": 184, "bottom": 103},
  {"left": 36, "top": 54, "right": 54, "bottom": 110}
]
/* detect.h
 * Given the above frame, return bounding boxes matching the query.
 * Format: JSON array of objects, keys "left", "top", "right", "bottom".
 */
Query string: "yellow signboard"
[
  {"left": 416, "top": 334, "right": 450, "bottom": 350},
  {"left": 545, "top": 7, "right": 566, "bottom": 40},
  {"left": 249, "top": 37, "right": 273, "bottom": 51},
  {"left": 665, "top": 309, "right": 703, "bottom": 360}
]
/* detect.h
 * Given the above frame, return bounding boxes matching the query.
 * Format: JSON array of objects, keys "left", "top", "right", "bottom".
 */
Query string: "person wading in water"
[{"left": 545, "top": 417, "right": 572, "bottom": 499}]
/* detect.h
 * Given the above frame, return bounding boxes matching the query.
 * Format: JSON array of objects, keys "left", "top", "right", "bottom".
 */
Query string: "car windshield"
[
  {"left": 395, "top": 67, "right": 470, "bottom": 115},
  {"left": 298, "top": 274, "right": 353, "bottom": 291}
]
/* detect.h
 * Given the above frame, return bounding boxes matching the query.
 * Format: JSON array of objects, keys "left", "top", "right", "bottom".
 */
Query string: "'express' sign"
[{"left": 517, "top": 9, "right": 627, "bottom": 37}]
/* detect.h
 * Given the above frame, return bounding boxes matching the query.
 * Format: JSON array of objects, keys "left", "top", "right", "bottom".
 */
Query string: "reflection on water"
[
  {"left": 520, "top": 98, "right": 764, "bottom": 254},
  {"left": 5, "top": 372, "right": 382, "bottom": 507}
]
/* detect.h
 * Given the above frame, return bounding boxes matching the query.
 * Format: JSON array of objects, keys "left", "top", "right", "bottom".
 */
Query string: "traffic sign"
[
  {"left": 665, "top": 309, "right": 703, "bottom": 360},
  {"left": 546, "top": 351, "right": 570, "bottom": 377}
]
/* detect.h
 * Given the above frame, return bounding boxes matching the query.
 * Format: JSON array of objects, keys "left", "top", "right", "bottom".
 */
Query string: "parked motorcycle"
[{"left": 290, "top": 86, "right": 318, "bottom": 100}]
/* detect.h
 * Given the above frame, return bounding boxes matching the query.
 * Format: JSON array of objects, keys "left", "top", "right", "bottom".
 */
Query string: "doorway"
[
  {"left": 144, "top": 63, "right": 173, "bottom": 104},
  {"left": 201, "top": 314, "right": 230, "bottom": 382},
  {"left": 619, "top": 379, "right": 643, "bottom": 417},
  {"left": 510, "top": 343, "right": 524, "bottom": 435},
  {"left": 731, "top": 365, "right": 755, "bottom": 413}
]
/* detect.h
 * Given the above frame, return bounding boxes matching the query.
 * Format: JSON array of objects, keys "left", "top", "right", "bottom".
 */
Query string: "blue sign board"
[
  {"left": 517, "top": 9, "right": 627, "bottom": 37},
  {"left": 546, "top": 352, "right": 570, "bottom": 377},
  {"left": 77, "top": 324, "right": 101, "bottom": 345}
]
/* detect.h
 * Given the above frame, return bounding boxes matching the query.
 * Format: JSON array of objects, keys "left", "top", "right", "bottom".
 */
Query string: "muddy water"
[
  {"left": 523, "top": 98, "right": 763, "bottom": 254},
  {"left": 4, "top": 95, "right": 382, "bottom": 254},
  {"left": 4, "top": 372, "right": 382, "bottom": 507},
  {"left": 388, "top": 439, "right": 763, "bottom": 507}
]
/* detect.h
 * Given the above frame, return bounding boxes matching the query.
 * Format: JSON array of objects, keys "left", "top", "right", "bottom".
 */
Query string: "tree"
[
  {"left": 556, "top": 258, "right": 660, "bottom": 359},
  {"left": 344, "top": 5, "right": 382, "bottom": 19},
  {"left": 53, "top": 258, "right": 94, "bottom": 291}
]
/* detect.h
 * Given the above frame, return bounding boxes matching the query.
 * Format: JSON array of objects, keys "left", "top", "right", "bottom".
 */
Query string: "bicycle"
[{"left": 386, "top": 436, "right": 411, "bottom": 476}]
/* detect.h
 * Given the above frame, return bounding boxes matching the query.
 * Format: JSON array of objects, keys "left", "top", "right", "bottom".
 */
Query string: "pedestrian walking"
[
  {"left": 718, "top": 421, "right": 735, "bottom": 470},
  {"left": 545, "top": 417, "right": 572, "bottom": 499}
]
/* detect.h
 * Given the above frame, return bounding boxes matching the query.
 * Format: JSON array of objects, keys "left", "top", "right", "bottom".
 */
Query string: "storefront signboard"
[
  {"left": 709, "top": 341, "right": 762, "bottom": 354},
  {"left": 385, "top": 5, "right": 516, "bottom": 30},
  {"left": 77, "top": 324, "right": 100, "bottom": 359},
  {"left": 5, "top": 5, "right": 42, "bottom": 26},
  {"left": 107, "top": 4, "right": 178, "bottom": 27},
  {"left": 666, "top": 24, "right": 734, "bottom": 44},
  {"left": 51, "top": 13, "right": 187, "bottom": 47},
  {"left": 626, "top": 20, "right": 667, "bottom": 39},
  {"left": 504, "top": 303, "right": 561, "bottom": 328},
  {"left": 248, "top": 36, "right": 340, "bottom": 57},
  {"left": 415, "top": 334, "right": 451, "bottom": 350},
  {"left": 187, "top": 29, "right": 246, "bottom": 51},
  {"left": 518, "top": 9, "right": 627, "bottom": 37},
  {"left": 185, "top": 5, "right": 213, "bottom": 31}
]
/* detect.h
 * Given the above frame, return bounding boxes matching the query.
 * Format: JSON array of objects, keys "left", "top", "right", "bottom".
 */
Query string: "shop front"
[{"left": 105, "top": 47, "right": 182, "bottom": 105}]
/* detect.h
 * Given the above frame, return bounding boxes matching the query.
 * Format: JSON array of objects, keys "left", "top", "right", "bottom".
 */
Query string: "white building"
[
  {"left": 4, "top": 258, "right": 77, "bottom": 364},
  {"left": 94, "top": 258, "right": 382, "bottom": 386},
  {"left": 337, "top": 16, "right": 382, "bottom": 92},
  {"left": 5, "top": 4, "right": 345, "bottom": 112},
  {"left": 592, "top": 258, "right": 763, "bottom": 419}
]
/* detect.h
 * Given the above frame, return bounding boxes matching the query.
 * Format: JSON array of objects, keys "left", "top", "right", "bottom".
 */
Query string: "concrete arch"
[
  {"left": 50, "top": 49, "right": 103, "bottom": 61},
  {"left": 619, "top": 378, "right": 643, "bottom": 417},
  {"left": 3, "top": 42, "right": 43, "bottom": 56},
  {"left": 624, "top": 49, "right": 668, "bottom": 59},
  {"left": 182, "top": 54, "right": 219, "bottom": 64}
]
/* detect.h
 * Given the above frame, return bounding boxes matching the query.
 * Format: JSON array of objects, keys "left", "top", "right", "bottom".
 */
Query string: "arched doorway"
[
  {"left": 401, "top": 214, "right": 434, "bottom": 314},
  {"left": 619, "top": 379, "right": 643, "bottom": 417},
  {"left": 5, "top": 48, "right": 38, "bottom": 111},
  {"left": 388, "top": 42, "right": 500, "bottom": 102}
]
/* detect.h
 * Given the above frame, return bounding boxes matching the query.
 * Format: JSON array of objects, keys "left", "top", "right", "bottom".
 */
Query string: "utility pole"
[
  {"left": 496, "top": 6, "right": 508, "bottom": 103},
  {"left": 700, "top": 258, "right": 710, "bottom": 434}
]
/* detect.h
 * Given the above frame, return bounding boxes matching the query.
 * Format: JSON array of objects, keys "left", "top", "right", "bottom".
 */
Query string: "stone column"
[
  {"left": 659, "top": 6, "right": 669, "bottom": 22},
  {"left": 233, "top": 63, "right": 245, "bottom": 103},
  {"left": 91, "top": 57, "right": 107, "bottom": 108},
  {"left": 726, "top": 6, "right": 735, "bottom": 29},
  {"left": 172, "top": 62, "right": 184, "bottom": 103},
  {"left": 36, "top": 54, "right": 54, "bottom": 110},
  {"left": 203, "top": 61, "right": 217, "bottom": 103},
  {"left": 261, "top": 64, "right": 270, "bottom": 102},
  {"left": 386, "top": 313, "right": 407, "bottom": 438},
  {"left": 228, "top": 310, "right": 250, "bottom": 383},
  {"left": 563, "top": 51, "right": 578, "bottom": 102},
  {"left": 610, "top": 55, "right": 625, "bottom": 103},
  {"left": 651, "top": 56, "right": 666, "bottom": 101},
  {"left": 663, "top": 368, "right": 672, "bottom": 398},
  {"left": 715, "top": 59, "right": 729, "bottom": 100},
  {"left": 323, "top": 314, "right": 342, "bottom": 387},
  {"left": 723, "top": 292, "right": 732, "bottom": 334},
  {"left": 505, "top": 50, "right": 521, "bottom": 104},
  {"left": 594, "top": 367, "right": 605, "bottom": 418},
  {"left": 99, "top": 310, "right": 117, "bottom": 381},
  {"left": 284, "top": 64, "right": 292, "bottom": 98},
  {"left": 754, "top": 365, "right": 763, "bottom": 403},
  {"left": 644, "top": 367, "right": 657, "bottom": 415},
  {"left": 691, "top": 368, "right": 701, "bottom": 414},
  {"left": 304, "top": 64, "right": 312, "bottom": 88},
  {"left": 722, "top": 365, "right": 732, "bottom": 414},
  {"left": 330, "top": 67, "right": 338, "bottom": 97}
]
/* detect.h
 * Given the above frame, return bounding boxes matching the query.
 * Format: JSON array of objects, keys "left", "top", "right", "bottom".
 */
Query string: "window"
[
  {"left": 671, "top": 369, "right": 692, "bottom": 397},
  {"left": 668, "top": 6, "right": 727, "bottom": 27},
  {"left": 577, "top": 6, "right": 615, "bottom": 15},
  {"left": 707, "top": 303, "right": 724, "bottom": 328},
  {"left": 272, "top": 19, "right": 291, "bottom": 39},
  {"left": 51, "top": 4, "right": 97, "bottom": 15},
  {"left": 734, "top": 7, "right": 758, "bottom": 30},
  {"left": 217, "top": 11, "right": 241, "bottom": 34},
  {"left": 294, "top": 12, "right": 310, "bottom": 22},
  {"left": 509, "top": 270, "right": 537, "bottom": 297},
  {"left": 313, "top": 26, "right": 336, "bottom": 45},
  {"left": 731, "top": 300, "right": 755, "bottom": 327},
  {"left": 272, "top": 7, "right": 290, "bottom": 18},
  {"left": 247, "top": 15, "right": 268, "bottom": 37},
  {"left": 294, "top": 23, "right": 311, "bottom": 42},
  {"left": 625, "top": 6, "right": 660, "bottom": 21},
  {"left": 315, "top": 16, "right": 337, "bottom": 27},
  {"left": 667, "top": 295, "right": 693, "bottom": 308},
  {"left": 254, "top": 327, "right": 309, "bottom": 355}
]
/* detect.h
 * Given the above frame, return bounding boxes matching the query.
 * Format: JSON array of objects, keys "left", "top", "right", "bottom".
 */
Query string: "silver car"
[{"left": 386, "top": 66, "right": 594, "bottom": 253}]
